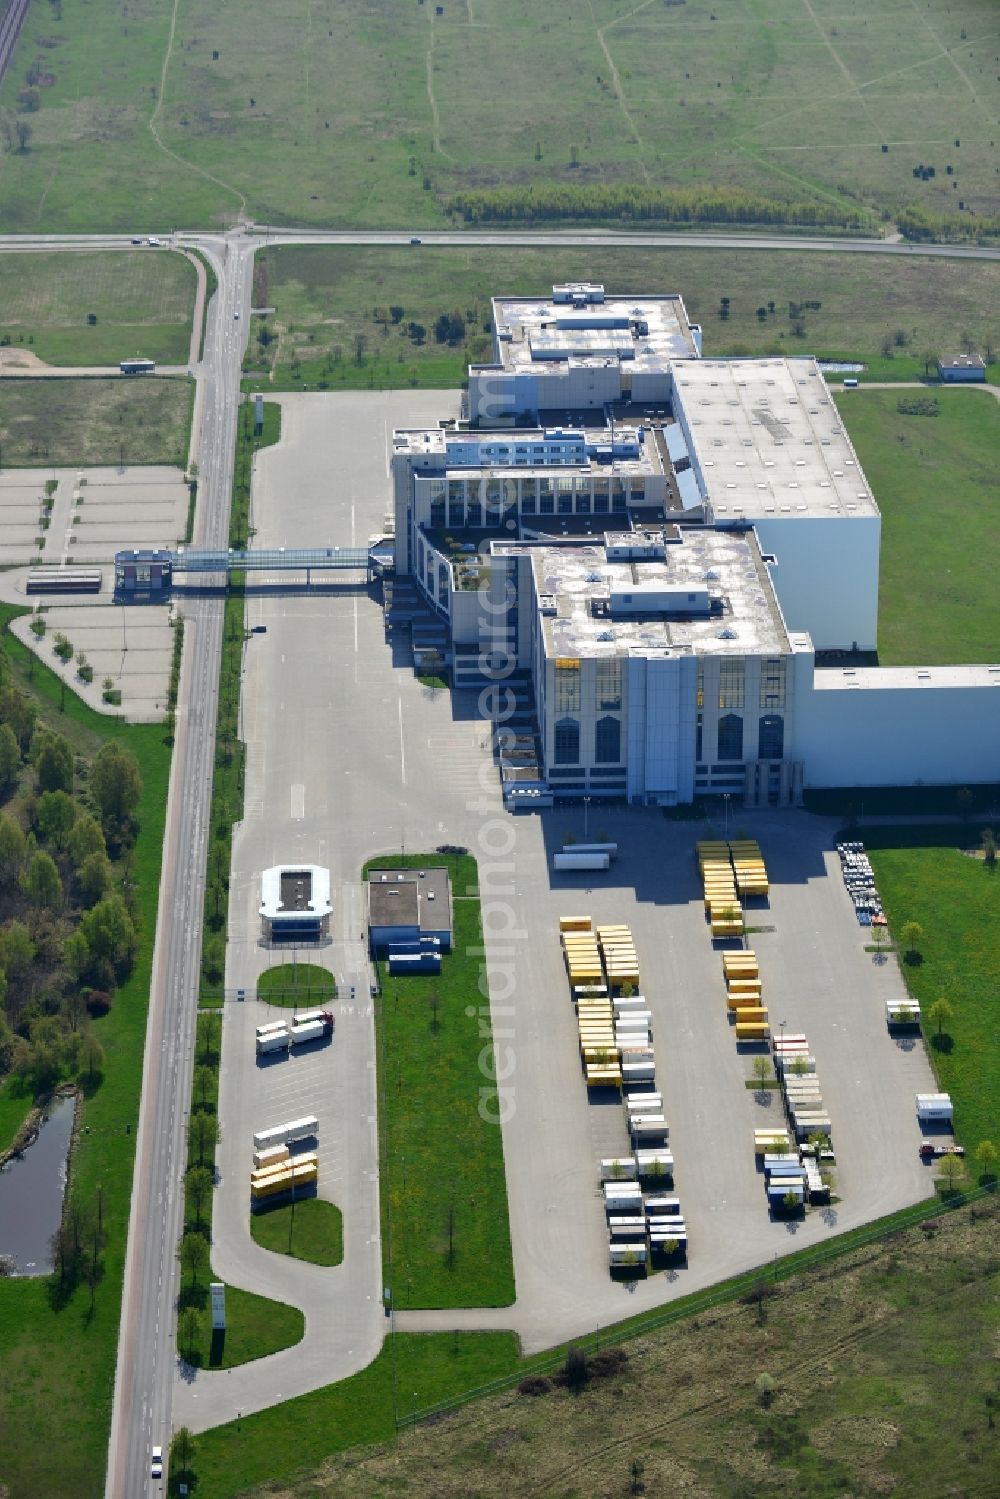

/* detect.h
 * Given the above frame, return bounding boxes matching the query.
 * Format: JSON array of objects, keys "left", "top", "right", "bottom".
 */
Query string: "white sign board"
[{"left": 210, "top": 1281, "right": 226, "bottom": 1331}]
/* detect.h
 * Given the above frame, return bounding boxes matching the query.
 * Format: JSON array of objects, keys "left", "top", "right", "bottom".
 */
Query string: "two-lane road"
[{"left": 104, "top": 234, "right": 255, "bottom": 1499}]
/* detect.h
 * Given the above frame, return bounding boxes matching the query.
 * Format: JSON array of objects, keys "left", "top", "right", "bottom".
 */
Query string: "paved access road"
[{"left": 104, "top": 234, "right": 256, "bottom": 1499}]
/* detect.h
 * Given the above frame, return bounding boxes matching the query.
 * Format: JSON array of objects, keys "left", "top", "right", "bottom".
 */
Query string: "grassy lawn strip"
[
  {"left": 0, "top": 607, "right": 171, "bottom": 1499},
  {"left": 250, "top": 1198, "right": 344, "bottom": 1267},
  {"left": 0, "top": 251, "right": 197, "bottom": 367},
  {"left": 256, "top": 963, "right": 336, "bottom": 1009},
  {"left": 835, "top": 388, "right": 1000, "bottom": 666},
  {"left": 0, "top": 377, "right": 193, "bottom": 468},
  {"left": 242, "top": 244, "right": 1000, "bottom": 395},
  {"left": 191, "top": 1332, "right": 521, "bottom": 1496},
  {"left": 862, "top": 824, "right": 1000, "bottom": 1159},
  {"left": 364, "top": 854, "right": 512, "bottom": 1309}
]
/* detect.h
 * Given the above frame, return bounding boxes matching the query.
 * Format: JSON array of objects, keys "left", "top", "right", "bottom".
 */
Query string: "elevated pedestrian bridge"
[{"left": 115, "top": 544, "right": 392, "bottom": 596}]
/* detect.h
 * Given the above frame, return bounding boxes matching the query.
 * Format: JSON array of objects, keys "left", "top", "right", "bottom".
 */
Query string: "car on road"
[
  {"left": 131, "top": 237, "right": 142, "bottom": 245},
  {"left": 234, "top": 310, "right": 241, "bottom": 319},
  {"left": 409, "top": 236, "right": 421, "bottom": 245},
  {"left": 147, "top": 235, "right": 162, "bottom": 247},
  {"left": 150, "top": 1445, "right": 163, "bottom": 1479}
]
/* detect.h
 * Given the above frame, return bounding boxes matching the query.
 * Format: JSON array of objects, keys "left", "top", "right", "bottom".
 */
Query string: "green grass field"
[
  {"left": 864, "top": 826, "right": 1000, "bottom": 1158},
  {"left": 365, "top": 854, "right": 512, "bottom": 1310},
  {"left": 256, "top": 963, "right": 336, "bottom": 1010},
  {"left": 0, "top": 607, "right": 171, "bottom": 1499},
  {"left": 242, "top": 243, "right": 1000, "bottom": 394},
  {"left": 0, "top": 376, "right": 192, "bottom": 467},
  {"left": 835, "top": 388, "right": 1000, "bottom": 665},
  {"left": 0, "top": 251, "right": 196, "bottom": 366},
  {"left": 1, "top": 0, "right": 999, "bottom": 232},
  {"left": 250, "top": 1198, "right": 344, "bottom": 1268}
]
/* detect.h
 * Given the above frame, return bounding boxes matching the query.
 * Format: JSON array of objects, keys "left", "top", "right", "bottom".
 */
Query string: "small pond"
[{"left": 0, "top": 1094, "right": 76, "bottom": 1275}]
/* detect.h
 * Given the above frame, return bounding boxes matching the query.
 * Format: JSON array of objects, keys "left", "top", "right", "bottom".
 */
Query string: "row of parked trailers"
[
  {"left": 559, "top": 917, "right": 686, "bottom": 1272},
  {"left": 836, "top": 841, "right": 886, "bottom": 926},
  {"left": 773, "top": 1032, "right": 833, "bottom": 1151},
  {"left": 250, "top": 1116, "right": 320, "bottom": 1204},
  {"left": 696, "top": 839, "right": 769, "bottom": 940},
  {"left": 255, "top": 1010, "right": 334, "bottom": 1056},
  {"left": 560, "top": 916, "right": 645, "bottom": 1088},
  {"left": 721, "top": 948, "right": 770, "bottom": 1045}
]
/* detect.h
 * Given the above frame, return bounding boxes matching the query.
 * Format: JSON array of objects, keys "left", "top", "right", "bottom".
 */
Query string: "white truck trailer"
[{"left": 252, "top": 1115, "right": 320, "bottom": 1151}]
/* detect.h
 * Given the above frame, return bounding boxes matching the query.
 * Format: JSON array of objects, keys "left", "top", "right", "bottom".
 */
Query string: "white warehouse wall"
[
  {"left": 755, "top": 514, "right": 881, "bottom": 652},
  {"left": 798, "top": 669, "right": 1000, "bottom": 787}
]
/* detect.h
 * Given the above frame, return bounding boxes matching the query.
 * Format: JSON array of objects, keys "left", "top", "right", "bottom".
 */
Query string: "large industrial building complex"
[{"left": 392, "top": 284, "right": 1000, "bottom": 807}]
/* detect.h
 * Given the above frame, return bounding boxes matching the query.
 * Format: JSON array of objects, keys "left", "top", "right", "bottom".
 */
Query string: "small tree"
[
  {"left": 189, "top": 1109, "right": 220, "bottom": 1167},
  {"left": 192, "top": 1064, "right": 215, "bottom": 1111},
  {"left": 563, "top": 1344, "right": 589, "bottom": 1389},
  {"left": 178, "top": 1306, "right": 200, "bottom": 1361},
  {"left": 899, "top": 921, "right": 923, "bottom": 961},
  {"left": 981, "top": 828, "right": 997, "bottom": 868},
  {"left": 926, "top": 996, "right": 954, "bottom": 1039},
  {"left": 755, "top": 1371, "right": 776, "bottom": 1408},
  {"left": 171, "top": 1425, "right": 195, "bottom": 1479},
  {"left": 186, "top": 1165, "right": 215, "bottom": 1226},
  {"left": 937, "top": 1152, "right": 965, "bottom": 1193},
  {"left": 179, "top": 1232, "right": 209, "bottom": 1287},
  {"left": 751, "top": 1055, "right": 772, "bottom": 1090},
  {"left": 974, "top": 1139, "right": 998, "bottom": 1182},
  {"left": 79, "top": 1031, "right": 105, "bottom": 1082}
]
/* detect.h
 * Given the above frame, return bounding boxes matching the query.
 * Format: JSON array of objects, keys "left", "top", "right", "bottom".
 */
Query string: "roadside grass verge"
[
  {"left": 191, "top": 1332, "right": 521, "bottom": 1496},
  {"left": 0, "top": 607, "right": 171, "bottom": 1499},
  {"left": 835, "top": 388, "right": 1000, "bottom": 666},
  {"left": 0, "top": 251, "right": 197, "bottom": 367},
  {"left": 364, "top": 854, "right": 512, "bottom": 1309},
  {"left": 230, "top": 399, "right": 282, "bottom": 550},
  {"left": 256, "top": 963, "right": 336, "bottom": 1009},
  {"left": 0, "top": 377, "right": 193, "bottom": 468},
  {"left": 250, "top": 1198, "right": 344, "bottom": 1267},
  {"left": 859, "top": 825, "right": 1000, "bottom": 1159},
  {"left": 241, "top": 244, "right": 1000, "bottom": 394}
]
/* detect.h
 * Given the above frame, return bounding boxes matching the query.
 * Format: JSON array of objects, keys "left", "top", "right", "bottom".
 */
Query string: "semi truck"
[
  {"left": 603, "top": 1181, "right": 642, "bottom": 1213},
  {"left": 256, "top": 1011, "right": 333, "bottom": 1054},
  {"left": 634, "top": 1149, "right": 674, "bottom": 1179}
]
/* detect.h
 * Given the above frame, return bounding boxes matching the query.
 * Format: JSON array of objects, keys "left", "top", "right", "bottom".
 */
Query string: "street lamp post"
[
  {"left": 584, "top": 795, "right": 591, "bottom": 841},
  {"left": 723, "top": 793, "right": 731, "bottom": 839}
]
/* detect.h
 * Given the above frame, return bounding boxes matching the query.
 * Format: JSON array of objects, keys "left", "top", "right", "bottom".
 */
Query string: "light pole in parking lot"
[
  {"left": 583, "top": 796, "right": 591, "bottom": 840},
  {"left": 723, "top": 793, "right": 731, "bottom": 839}
]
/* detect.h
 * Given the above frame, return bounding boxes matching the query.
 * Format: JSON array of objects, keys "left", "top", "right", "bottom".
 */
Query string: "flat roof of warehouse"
[{"left": 671, "top": 358, "right": 880, "bottom": 521}]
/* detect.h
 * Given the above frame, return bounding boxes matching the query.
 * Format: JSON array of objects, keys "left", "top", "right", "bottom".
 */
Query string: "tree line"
[
  {"left": 898, "top": 202, "right": 1000, "bottom": 245},
  {"left": 0, "top": 643, "right": 143, "bottom": 1102},
  {"left": 447, "top": 184, "right": 872, "bottom": 230}
]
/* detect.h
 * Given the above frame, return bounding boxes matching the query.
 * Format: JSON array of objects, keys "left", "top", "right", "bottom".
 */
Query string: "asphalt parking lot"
[
  {"left": 0, "top": 464, "right": 187, "bottom": 567},
  {"left": 485, "top": 805, "right": 939, "bottom": 1349}
]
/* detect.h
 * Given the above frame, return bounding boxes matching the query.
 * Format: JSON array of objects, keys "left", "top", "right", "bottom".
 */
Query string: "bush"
[
  {"left": 518, "top": 1375, "right": 552, "bottom": 1397},
  {"left": 84, "top": 990, "right": 113, "bottom": 1018}
]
